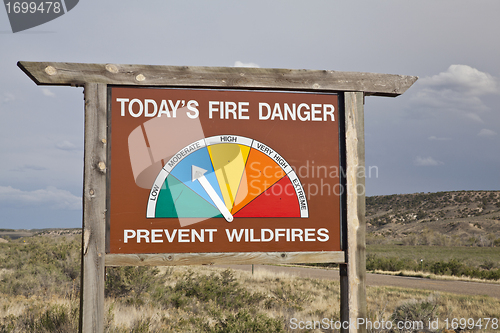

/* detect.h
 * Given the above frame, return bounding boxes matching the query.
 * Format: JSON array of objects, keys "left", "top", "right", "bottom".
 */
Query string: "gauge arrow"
[{"left": 192, "top": 165, "right": 233, "bottom": 222}]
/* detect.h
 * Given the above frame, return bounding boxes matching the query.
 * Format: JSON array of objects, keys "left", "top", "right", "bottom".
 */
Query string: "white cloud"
[
  {"left": 477, "top": 129, "right": 497, "bottom": 137},
  {"left": 0, "top": 186, "right": 81, "bottom": 210},
  {"left": 414, "top": 156, "right": 444, "bottom": 166},
  {"left": 410, "top": 65, "right": 498, "bottom": 119},
  {"left": 418, "top": 64, "right": 498, "bottom": 96},
  {"left": 41, "top": 88, "right": 55, "bottom": 97},
  {"left": 464, "top": 112, "right": 484, "bottom": 123},
  {"left": 411, "top": 88, "right": 489, "bottom": 112},
  {"left": 234, "top": 61, "right": 260, "bottom": 68}
]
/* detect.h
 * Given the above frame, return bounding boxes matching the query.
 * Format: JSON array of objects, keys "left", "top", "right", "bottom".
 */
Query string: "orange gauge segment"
[{"left": 231, "top": 148, "right": 286, "bottom": 214}]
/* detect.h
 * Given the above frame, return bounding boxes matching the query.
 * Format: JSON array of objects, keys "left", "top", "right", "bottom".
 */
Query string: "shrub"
[
  {"left": 270, "top": 281, "right": 311, "bottom": 311},
  {"left": 105, "top": 266, "right": 163, "bottom": 299},
  {"left": 206, "top": 310, "right": 284, "bottom": 333},
  {"left": 169, "top": 270, "right": 264, "bottom": 311},
  {"left": 0, "top": 304, "right": 78, "bottom": 333},
  {"left": 0, "top": 235, "right": 80, "bottom": 297},
  {"left": 428, "top": 259, "right": 466, "bottom": 276},
  {"left": 365, "top": 255, "right": 500, "bottom": 281},
  {"left": 366, "top": 254, "right": 417, "bottom": 272},
  {"left": 390, "top": 295, "right": 438, "bottom": 333}
]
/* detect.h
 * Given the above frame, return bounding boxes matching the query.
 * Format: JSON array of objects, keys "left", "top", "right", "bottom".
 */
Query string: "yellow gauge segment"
[{"left": 208, "top": 143, "right": 250, "bottom": 211}]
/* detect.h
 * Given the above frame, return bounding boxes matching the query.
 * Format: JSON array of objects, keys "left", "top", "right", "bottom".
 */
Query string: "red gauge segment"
[{"left": 234, "top": 176, "right": 300, "bottom": 217}]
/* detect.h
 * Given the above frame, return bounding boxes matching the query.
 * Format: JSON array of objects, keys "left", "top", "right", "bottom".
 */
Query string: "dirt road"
[{"left": 217, "top": 264, "right": 500, "bottom": 299}]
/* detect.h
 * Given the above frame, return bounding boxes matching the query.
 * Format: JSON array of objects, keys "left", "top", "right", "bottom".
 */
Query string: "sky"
[{"left": 0, "top": 1, "right": 499, "bottom": 229}]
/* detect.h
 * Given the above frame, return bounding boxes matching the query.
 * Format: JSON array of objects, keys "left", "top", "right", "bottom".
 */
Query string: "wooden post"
[
  {"left": 79, "top": 83, "right": 107, "bottom": 333},
  {"left": 340, "top": 91, "right": 367, "bottom": 332}
]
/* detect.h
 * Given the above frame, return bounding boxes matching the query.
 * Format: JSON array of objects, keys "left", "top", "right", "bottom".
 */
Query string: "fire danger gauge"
[{"left": 147, "top": 135, "right": 309, "bottom": 221}]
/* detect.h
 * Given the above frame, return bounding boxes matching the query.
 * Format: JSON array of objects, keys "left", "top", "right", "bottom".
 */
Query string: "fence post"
[
  {"left": 340, "top": 91, "right": 367, "bottom": 333},
  {"left": 79, "top": 83, "right": 107, "bottom": 333}
]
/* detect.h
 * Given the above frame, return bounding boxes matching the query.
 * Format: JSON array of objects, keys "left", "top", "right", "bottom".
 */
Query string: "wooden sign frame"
[
  {"left": 106, "top": 86, "right": 343, "bottom": 257},
  {"left": 18, "top": 61, "right": 417, "bottom": 333}
]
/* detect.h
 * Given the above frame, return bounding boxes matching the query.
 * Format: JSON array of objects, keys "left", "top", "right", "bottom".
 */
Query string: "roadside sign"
[{"left": 19, "top": 61, "right": 417, "bottom": 332}]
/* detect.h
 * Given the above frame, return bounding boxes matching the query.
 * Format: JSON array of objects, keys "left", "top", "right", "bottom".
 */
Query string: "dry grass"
[
  {"left": 367, "top": 285, "right": 500, "bottom": 322},
  {"left": 99, "top": 265, "right": 341, "bottom": 332},
  {"left": 100, "top": 266, "right": 500, "bottom": 332},
  {"left": 2, "top": 265, "right": 500, "bottom": 332},
  {"left": 2, "top": 234, "right": 500, "bottom": 332}
]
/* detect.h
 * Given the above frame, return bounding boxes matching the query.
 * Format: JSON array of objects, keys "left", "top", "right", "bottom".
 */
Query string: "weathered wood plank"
[
  {"left": 79, "top": 83, "right": 107, "bottom": 333},
  {"left": 105, "top": 251, "right": 345, "bottom": 266},
  {"left": 340, "top": 92, "right": 367, "bottom": 333},
  {"left": 18, "top": 61, "right": 417, "bottom": 97}
]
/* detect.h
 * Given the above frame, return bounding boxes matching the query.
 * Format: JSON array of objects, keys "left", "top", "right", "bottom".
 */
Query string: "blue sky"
[{"left": 1, "top": 1, "right": 499, "bottom": 229}]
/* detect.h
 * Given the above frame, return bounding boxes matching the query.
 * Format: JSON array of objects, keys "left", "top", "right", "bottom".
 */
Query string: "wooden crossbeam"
[{"left": 18, "top": 61, "right": 417, "bottom": 97}]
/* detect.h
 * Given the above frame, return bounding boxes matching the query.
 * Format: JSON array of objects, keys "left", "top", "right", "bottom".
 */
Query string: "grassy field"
[
  {"left": 1, "top": 265, "right": 500, "bottom": 332},
  {"left": 1, "top": 234, "right": 500, "bottom": 332},
  {"left": 368, "top": 244, "right": 500, "bottom": 267},
  {"left": 366, "top": 244, "right": 500, "bottom": 281}
]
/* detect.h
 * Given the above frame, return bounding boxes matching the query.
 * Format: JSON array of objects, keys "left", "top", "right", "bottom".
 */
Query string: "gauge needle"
[{"left": 192, "top": 165, "right": 233, "bottom": 222}]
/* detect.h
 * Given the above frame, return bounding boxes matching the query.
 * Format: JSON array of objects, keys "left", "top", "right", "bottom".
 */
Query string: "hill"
[
  {"left": 366, "top": 190, "right": 500, "bottom": 246},
  {"left": 0, "top": 228, "right": 81, "bottom": 240}
]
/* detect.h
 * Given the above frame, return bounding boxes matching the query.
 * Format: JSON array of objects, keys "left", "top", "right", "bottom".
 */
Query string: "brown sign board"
[{"left": 108, "top": 87, "right": 343, "bottom": 254}]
